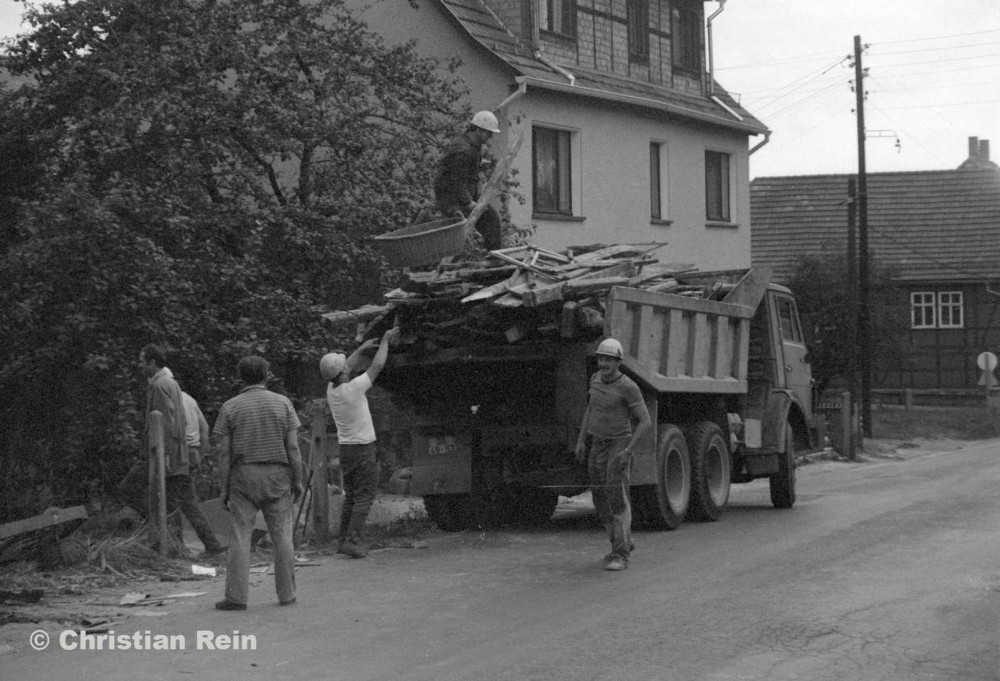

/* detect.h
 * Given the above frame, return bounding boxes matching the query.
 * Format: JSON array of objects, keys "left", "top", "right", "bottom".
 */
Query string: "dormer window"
[
  {"left": 541, "top": 0, "right": 576, "bottom": 38},
  {"left": 628, "top": 0, "right": 649, "bottom": 64},
  {"left": 672, "top": 1, "right": 701, "bottom": 74}
]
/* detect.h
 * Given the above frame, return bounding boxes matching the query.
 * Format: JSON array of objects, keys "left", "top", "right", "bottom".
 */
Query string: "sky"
[
  {"left": 713, "top": 0, "right": 1000, "bottom": 178},
  {"left": 2, "top": 1, "right": 998, "bottom": 179}
]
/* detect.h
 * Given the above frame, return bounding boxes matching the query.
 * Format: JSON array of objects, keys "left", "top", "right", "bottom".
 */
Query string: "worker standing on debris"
[
  {"left": 575, "top": 338, "right": 650, "bottom": 571},
  {"left": 434, "top": 110, "right": 504, "bottom": 251},
  {"left": 214, "top": 356, "right": 303, "bottom": 611},
  {"left": 118, "top": 345, "right": 225, "bottom": 559},
  {"left": 320, "top": 326, "right": 401, "bottom": 558}
]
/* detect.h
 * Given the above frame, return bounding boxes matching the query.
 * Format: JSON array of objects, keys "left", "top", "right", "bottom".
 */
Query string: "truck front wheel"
[
  {"left": 685, "top": 421, "right": 731, "bottom": 522},
  {"left": 769, "top": 425, "right": 797, "bottom": 509},
  {"left": 423, "top": 494, "right": 475, "bottom": 532}
]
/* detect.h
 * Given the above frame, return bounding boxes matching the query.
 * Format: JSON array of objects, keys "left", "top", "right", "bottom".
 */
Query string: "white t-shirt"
[
  {"left": 181, "top": 392, "right": 202, "bottom": 448},
  {"left": 326, "top": 373, "right": 376, "bottom": 445}
]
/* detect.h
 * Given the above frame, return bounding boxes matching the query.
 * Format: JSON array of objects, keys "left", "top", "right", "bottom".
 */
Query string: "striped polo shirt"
[{"left": 214, "top": 385, "right": 301, "bottom": 464}]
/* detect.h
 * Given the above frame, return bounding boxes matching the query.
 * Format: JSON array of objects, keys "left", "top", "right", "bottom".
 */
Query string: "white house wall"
[
  {"left": 352, "top": 0, "right": 752, "bottom": 271},
  {"left": 504, "top": 89, "right": 751, "bottom": 269}
]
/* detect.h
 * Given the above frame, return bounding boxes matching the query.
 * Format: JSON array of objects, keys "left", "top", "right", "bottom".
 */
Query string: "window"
[
  {"left": 628, "top": 0, "right": 649, "bottom": 63},
  {"left": 650, "top": 141, "right": 665, "bottom": 220},
  {"left": 672, "top": 2, "right": 701, "bottom": 73},
  {"left": 911, "top": 291, "right": 964, "bottom": 329},
  {"left": 705, "top": 150, "right": 731, "bottom": 222},
  {"left": 533, "top": 126, "right": 572, "bottom": 215},
  {"left": 911, "top": 292, "right": 935, "bottom": 328},
  {"left": 777, "top": 297, "right": 804, "bottom": 344},
  {"left": 541, "top": 0, "right": 575, "bottom": 37}
]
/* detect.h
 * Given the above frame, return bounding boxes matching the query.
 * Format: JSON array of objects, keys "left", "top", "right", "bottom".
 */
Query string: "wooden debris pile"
[{"left": 322, "top": 243, "right": 736, "bottom": 350}]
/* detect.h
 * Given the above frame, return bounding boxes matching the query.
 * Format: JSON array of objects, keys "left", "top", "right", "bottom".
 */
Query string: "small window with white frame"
[
  {"left": 911, "top": 291, "right": 963, "bottom": 329},
  {"left": 650, "top": 140, "right": 668, "bottom": 222},
  {"left": 937, "top": 291, "right": 963, "bottom": 328},
  {"left": 532, "top": 126, "right": 573, "bottom": 215},
  {"left": 705, "top": 149, "right": 731, "bottom": 222}
]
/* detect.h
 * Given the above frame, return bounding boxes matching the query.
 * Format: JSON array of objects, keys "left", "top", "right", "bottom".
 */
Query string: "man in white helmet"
[
  {"left": 433, "top": 110, "right": 503, "bottom": 250},
  {"left": 319, "top": 326, "right": 400, "bottom": 558},
  {"left": 575, "top": 337, "right": 650, "bottom": 571}
]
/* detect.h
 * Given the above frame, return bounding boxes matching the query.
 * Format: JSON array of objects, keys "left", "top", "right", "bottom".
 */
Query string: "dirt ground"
[{"left": 0, "top": 431, "right": 983, "bottom": 658}]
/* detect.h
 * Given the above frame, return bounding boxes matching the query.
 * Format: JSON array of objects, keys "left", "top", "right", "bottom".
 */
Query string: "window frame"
[
  {"left": 672, "top": 2, "right": 701, "bottom": 74},
  {"left": 704, "top": 149, "right": 731, "bottom": 223},
  {"left": 532, "top": 125, "right": 574, "bottom": 216},
  {"left": 650, "top": 140, "right": 667, "bottom": 221},
  {"left": 627, "top": 0, "right": 650, "bottom": 64},
  {"left": 540, "top": 0, "right": 576, "bottom": 39},
  {"left": 910, "top": 291, "right": 964, "bottom": 329}
]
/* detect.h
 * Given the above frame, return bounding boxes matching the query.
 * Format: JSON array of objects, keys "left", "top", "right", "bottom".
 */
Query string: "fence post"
[
  {"left": 840, "top": 392, "right": 857, "bottom": 461},
  {"left": 147, "top": 411, "right": 168, "bottom": 556},
  {"left": 310, "top": 404, "right": 331, "bottom": 541},
  {"left": 904, "top": 388, "right": 913, "bottom": 411}
]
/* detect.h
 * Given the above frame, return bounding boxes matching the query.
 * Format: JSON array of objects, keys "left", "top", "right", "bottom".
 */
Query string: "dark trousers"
[
  {"left": 118, "top": 462, "right": 224, "bottom": 553},
  {"left": 338, "top": 443, "right": 380, "bottom": 543},
  {"left": 436, "top": 200, "right": 503, "bottom": 251}
]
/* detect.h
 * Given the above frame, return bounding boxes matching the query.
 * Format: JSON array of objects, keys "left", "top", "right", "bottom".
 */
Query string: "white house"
[{"left": 354, "top": 0, "right": 768, "bottom": 269}]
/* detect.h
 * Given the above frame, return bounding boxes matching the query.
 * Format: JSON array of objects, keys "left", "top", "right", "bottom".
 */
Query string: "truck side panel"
[{"left": 606, "top": 286, "right": 756, "bottom": 394}]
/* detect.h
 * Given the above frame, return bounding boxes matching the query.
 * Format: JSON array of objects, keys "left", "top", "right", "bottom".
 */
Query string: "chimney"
[
  {"left": 968, "top": 136, "right": 980, "bottom": 162},
  {"left": 980, "top": 139, "right": 990, "bottom": 163}
]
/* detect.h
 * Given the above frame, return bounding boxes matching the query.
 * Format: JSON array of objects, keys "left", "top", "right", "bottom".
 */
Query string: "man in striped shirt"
[{"left": 213, "top": 356, "right": 303, "bottom": 611}]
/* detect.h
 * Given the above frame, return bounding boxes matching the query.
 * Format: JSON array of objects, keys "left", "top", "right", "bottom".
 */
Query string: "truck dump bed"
[{"left": 606, "top": 267, "right": 771, "bottom": 394}]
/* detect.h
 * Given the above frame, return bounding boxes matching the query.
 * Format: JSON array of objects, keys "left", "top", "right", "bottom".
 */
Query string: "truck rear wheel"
[
  {"left": 423, "top": 494, "right": 475, "bottom": 532},
  {"left": 770, "top": 425, "right": 797, "bottom": 509},
  {"left": 685, "top": 421, "right": 731, "bottom": 522},
  {"left": 631, "top": 424, "right": 690, "bottom": 530}
]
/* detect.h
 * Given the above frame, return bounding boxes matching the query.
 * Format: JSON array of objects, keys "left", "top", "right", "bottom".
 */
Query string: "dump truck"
[{"left": 327, "top": 248, "right": 817, "bottom": 532}]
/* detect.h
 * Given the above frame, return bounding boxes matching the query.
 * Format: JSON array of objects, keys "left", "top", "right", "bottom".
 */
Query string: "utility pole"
[
  {"left": 846, "top": 177, "right": 858, "bottom": 460},
  {"left": 853, "top": 34, "right": 873, "bottom": 438}
]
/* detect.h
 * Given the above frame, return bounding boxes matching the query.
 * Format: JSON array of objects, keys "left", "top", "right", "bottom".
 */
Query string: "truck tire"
[
  {"left": 423, "top": 494, "right": 475, "bottom": 532},
  {"left": 770, "top": 425, "right": 797, "bottom": 509},
  {"left": 630, "top": 424, "right": 690, "bottom": 530},
  {"left": 685, "top": 421, "right": 731, "bottom": 522}
]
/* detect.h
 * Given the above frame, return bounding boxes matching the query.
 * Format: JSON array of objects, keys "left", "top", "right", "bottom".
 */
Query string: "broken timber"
[{"left": 321, "top": 241, "right": 754, "bottom": 350}]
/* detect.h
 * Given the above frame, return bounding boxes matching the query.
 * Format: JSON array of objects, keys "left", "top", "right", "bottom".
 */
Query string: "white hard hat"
[
  {"left": 319, "top": 353, "right": 347, "bottom": 381},
  {"left": 595, "top": 338, "right": 624, "bottom": 360},
  {"left": 471, "top": 110, "right": 500, "bottom": 134}
]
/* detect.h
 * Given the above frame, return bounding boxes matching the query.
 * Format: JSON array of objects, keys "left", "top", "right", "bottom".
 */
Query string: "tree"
[
  {"left": 0, "top": 0, "right": 473, "bottom": 520},
  {"left": 786, "top": 254, "right": 906, "bottom": 397}
]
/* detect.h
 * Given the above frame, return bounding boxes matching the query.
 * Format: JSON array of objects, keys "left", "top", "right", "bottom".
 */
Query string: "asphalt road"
[{"left": 5, "top": 439, "right": 999, "bottom": 681}]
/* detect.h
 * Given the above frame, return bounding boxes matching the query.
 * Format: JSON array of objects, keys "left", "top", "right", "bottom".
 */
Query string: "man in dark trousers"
[
  {"left": 320, "top": 326, "right": 400, "bottom": 558},
  {"left": 575, "top": 338, "right": 651, "bottom": 572},
  {"left": 434, "top": 110, "right": 503, "bottom": 251},
  {"left": 119, "top": 344, "right": 225, "bottom": 558},
  {"left": 213, "top": 356, "right": 304, "bottom": 611}
]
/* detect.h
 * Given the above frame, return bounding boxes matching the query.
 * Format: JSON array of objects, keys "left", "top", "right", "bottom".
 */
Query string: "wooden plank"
[
  {"left": 321, "top": 305, "right": 393, "bottom": 328},
  {"left": 0, "top": 506, "right": 88, "bottom": 541},
  {"left": 461, "top": 270, "right": 528, "bottom": 303},
  {"left": 467, "top": 129, "right": 525, "bottom": 227}
]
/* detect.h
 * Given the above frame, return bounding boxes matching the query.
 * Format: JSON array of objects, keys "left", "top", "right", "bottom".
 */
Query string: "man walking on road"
[
  {"left": 214, "top": 356, "right": 304, "bottom": 611},
  {"left": 575, "top": 338, "right": 650, "bottom": 571},
  {"left": 321, "top": 326, "right": 400, "bottom": 558},
  {"left": 119, "top": 345, "right": 224, "bottom": 558}
]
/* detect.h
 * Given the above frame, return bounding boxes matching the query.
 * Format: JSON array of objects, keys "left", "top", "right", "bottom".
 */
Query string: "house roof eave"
[{"left": 517, "top": 75, "right": 769, "bottom": 136}]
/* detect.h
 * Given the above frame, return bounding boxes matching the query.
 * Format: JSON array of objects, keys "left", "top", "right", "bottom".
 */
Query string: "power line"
[
  {"left": 871, "top": 40, "right": 1000, "bottom": 56},
  {"left": 877, "top": 99, "right": 1000, "bottom": 110},
  {"left": 875, "top": 27, "right": 1000, "bottom": 45}
]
